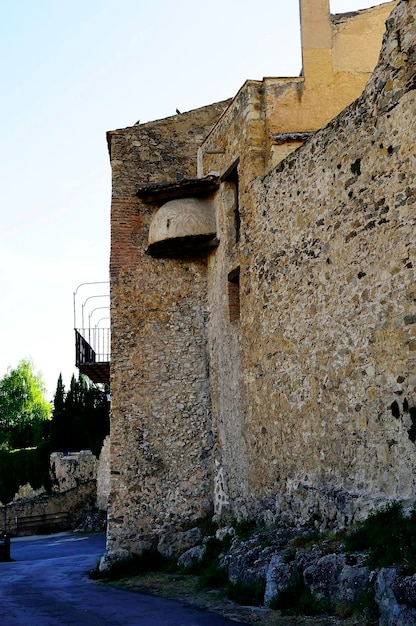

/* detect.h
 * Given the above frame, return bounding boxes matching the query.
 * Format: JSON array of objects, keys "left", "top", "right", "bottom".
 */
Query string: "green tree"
[
  {"left": 50, "top": 372, "right": 109, "bottom": 456},
  {"left": 49, "top": 373, "right": 66, "bottom": 451},
  {"left": 0, "top": 359, "right": 51, "bottom": 449}
]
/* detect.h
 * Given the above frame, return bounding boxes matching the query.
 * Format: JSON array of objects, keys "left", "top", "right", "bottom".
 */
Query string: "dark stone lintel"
[
  {"left": 146, "top": 234, "right": 219, "bottom": 258},
  {"left": 137, "top": 175, "right": 220, "bottom": 203},
  {"left": 271, "top": 132, "right": 315, "bottom": 145}
]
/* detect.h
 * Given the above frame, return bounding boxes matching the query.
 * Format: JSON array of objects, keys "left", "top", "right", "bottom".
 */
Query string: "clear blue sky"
[{"left": 0, "top": 0, "right": 391, "bottom": 400}]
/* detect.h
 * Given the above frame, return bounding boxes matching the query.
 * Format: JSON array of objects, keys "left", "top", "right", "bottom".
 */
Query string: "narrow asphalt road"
[{"left": 1, "top": 532, "right": 250, "bottom": 625}]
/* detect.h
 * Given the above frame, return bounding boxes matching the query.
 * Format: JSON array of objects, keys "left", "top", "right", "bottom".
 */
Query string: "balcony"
[
  {"left": 75, "top": 328, "right": 110, "bottom": 385},
  {"left": 74, "top": 282, "right": 110, "bottom": 386}
]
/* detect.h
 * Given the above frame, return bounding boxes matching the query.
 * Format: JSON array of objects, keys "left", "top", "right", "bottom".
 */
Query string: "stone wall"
[
  {"left": 106, "top": 101, "right": 230, "bottom": 562},
  {"left": 97, "top": 436, "right": 111, "bottom": 511},
  {"left": 216, "top": 0, "right": 416, "bottom": 529},
  {"left": 50, "top": 450, "right": 98, "bottom": 493},
  {"left": 0, "top": 482, "right": 96, "bottom": 536},
  {"left": 104, "top": 0, "right": 412, "bottom": 565}
]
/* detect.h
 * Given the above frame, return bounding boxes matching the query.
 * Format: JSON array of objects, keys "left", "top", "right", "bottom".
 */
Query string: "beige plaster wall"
[{"left": 200, "top": 1, "right": 397, "bottom": 180}]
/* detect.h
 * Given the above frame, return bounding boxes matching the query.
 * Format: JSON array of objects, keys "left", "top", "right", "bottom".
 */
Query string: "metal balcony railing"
[
  {"left": 75, "top": 328, "right": 110, "bottom": 385},
  {"left": 73, "top": 281, "right": 110, "bottom": 386}
]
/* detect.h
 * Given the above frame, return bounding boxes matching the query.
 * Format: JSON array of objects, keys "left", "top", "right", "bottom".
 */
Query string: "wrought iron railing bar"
[{"left": 75, "top": 328, "right": 110, "bottom": 365}]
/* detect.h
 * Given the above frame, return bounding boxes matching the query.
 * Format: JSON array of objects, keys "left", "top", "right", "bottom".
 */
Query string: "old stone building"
[{"left": 102, "top": 0, "right": 415, "bottom": 565}]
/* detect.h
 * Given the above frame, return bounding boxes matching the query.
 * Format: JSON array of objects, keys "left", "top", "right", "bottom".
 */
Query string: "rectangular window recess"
[
  {"left": 228, "top": 267, "right": 241, "bottom": 322},
  {"left": 221, "top": 158, "right": 240, "bottom": 183},
  {"left": 222, "top": 160, "right": 240, "bottom": 243}
]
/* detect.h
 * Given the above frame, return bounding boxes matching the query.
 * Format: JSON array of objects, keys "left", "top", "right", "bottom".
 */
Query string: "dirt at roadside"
[{"left": 109, "top": 572, "right": 365, "bottom": 626}]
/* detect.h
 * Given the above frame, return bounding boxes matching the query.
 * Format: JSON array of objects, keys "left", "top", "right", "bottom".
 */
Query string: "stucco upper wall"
[
  {"left": 268, "top": 0, "right": 398, "bottom": 136},
  {"left": 331, "top": 1, "right": 398, "bottom": 73},
  {"left": 300, "top": 0, "right": 398, "bottom": 74},
  {"left": 201, "top": 1, "right": 397, "bottom": 181}
]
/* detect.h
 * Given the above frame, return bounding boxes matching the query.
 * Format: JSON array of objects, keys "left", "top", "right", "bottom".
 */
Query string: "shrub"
[
  {"left": 344, "top": 501, "right": 416, "bottom": 571},
  {"left": 227, "top": 579, "right": 265, "bottom": 606},
  {"left": 233, "top": 519, "right": 260, "bottom": 540},
  {"left": 189, "top": 537, "right": 228, "bottom": 589},
  {"left": 0, "top": 443, "right": 51, "bottom": 504},
  {"left": 269, "top": 580, "right": 330, "bottom": 616},
  {"left": 89, "top": 550, "right": 170, "bottom": 581}
]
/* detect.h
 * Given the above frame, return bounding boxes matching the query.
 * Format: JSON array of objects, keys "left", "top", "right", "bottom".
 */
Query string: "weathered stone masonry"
[
  {"left": 234, "top": 0, "right": 416, "bottom": 528},
  {"left": 106, "top": 102, "right": 231, "bottom": 561},
  {"left": 104, "top": 0, "right": 414, "bottom": 564}
]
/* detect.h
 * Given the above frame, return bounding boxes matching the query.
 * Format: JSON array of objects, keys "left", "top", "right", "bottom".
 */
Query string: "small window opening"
[
  {"left": 222, "top": 161, "right": 240, "bottom": 243},
  {"left": 228, "top": 267, "right": 240, "bottom": 322}
]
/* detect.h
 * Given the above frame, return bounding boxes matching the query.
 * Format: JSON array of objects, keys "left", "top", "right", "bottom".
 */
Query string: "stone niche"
[{"left": 147, "top": 197, "right": 217, "bottom": 257}]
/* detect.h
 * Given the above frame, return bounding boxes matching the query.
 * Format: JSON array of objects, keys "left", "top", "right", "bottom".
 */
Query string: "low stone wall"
[
  {"left": 49, "top": 446, "right": 110, "bottom": 512},
  {"left": 0, "top": 481, "right": 96, "bottom": 536},
  {"left": 50, "top": 450, "right": 98, "bottom": 493}
]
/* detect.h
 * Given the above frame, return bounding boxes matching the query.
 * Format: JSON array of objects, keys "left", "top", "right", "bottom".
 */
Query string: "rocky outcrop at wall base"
[
  {"left": 174, "top": 525, "right": 416, "bottom": 625},
  {"left": 375, "top": 569, "right": 416, "bottom": 626}
]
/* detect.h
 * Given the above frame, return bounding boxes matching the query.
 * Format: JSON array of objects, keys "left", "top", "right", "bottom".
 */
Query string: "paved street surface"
[{"left": 0, "top": 532, "right": 249, "bottom": 625}]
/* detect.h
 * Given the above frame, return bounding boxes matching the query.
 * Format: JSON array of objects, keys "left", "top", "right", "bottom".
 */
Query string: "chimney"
[{"left": 299, "top": 0, "right": 333, "bottom": 76}]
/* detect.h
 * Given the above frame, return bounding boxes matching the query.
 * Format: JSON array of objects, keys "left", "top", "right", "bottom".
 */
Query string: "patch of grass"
[
  {"left": 233, "top": 519, "right": 260, "bottom": 540},
  {"left": 344, "top": 501, "right": 416, "bottom": 571},
  {"left": 350, "top": 584, "right": 380, "bottom": 625},
  {"left": 226, "top": 579, "right": 266, "bottom": 606},
  {"left": 198, "top": 562, "right": 229, "bottom": 589},
  {"left": 269, "top": 580, "right": 330, "bottom": 616},
  {"left": 290, "top": 530, "right": 322, "bottom": 550},
  {"left": 89, "top": 550, "right": 171, "bottom": 581},
  {"left": 193, "top": 537, "right": 229, "bottom": 589}
]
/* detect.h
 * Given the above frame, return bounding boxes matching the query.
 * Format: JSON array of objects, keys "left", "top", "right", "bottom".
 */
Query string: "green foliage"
[
  {"left": 233, "top": 519, "right": 261, "bottom": 540},
  {"left": 344, "top": 501, "right": 416, "bottom": 571},
  {"left": 269, "top": 580, "right": 330, "bottom": 616},
  {"left": 49, "top": 373, "right": 109, "bottom": 456},
  {"left": 89, "top": 550, "right": 170, "bottom": 581},
  {"left": 226, "top": 579, "right": 265, "bottom": 606},
  {"left": 0, "top": 360, "right": 51, "bottom": 449},
  {"left": 0, "top": 366, "right": 109, "bottom": 503},
  {"left": 0, "top": 443, "right": 51, "bottom": 504},
  {"left": 194, "top": 516, "right": 218, "bottom": 537},
  {"left": 193, "top": 538, "right": 229, "bottom": 589},
  {"left": 350, "top": 584, "right": 380, "bottom": 624},
  {"left": 290, "top": 530, "right": 322, "bottom": 549}
]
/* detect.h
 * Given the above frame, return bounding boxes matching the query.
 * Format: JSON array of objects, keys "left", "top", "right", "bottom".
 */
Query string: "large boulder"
[
  {"left": 264, "top": 553, "right": 300, "bottom": 605},
  {"left": 157, "top": 527, "right": 203, "bottom": 559},
  {"left": 177, "top": 544, "right": 206, "bottom": 569},
  {"left": 303, "top": 553, "right": 369, "bottom": 605},
  {"left": 375, "top": 568, "right": 416, "bottom": 626}
]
